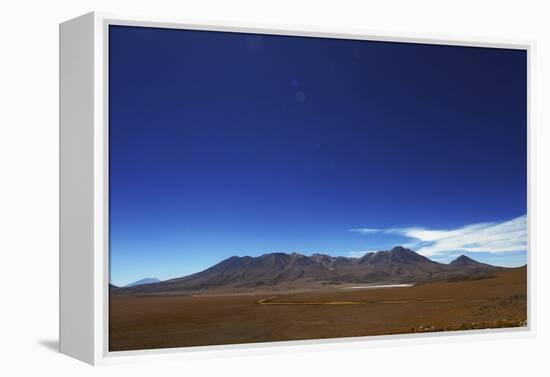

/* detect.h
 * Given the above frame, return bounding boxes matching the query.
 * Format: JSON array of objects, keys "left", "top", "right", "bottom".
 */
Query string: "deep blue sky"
[{"left": 109, "top": 25, "right": 527, "bottom": 286}]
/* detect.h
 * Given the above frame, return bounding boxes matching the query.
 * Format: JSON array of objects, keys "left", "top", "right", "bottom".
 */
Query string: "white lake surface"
[{"left": 341, "top": 284, "right": 414, "bottom": 289}]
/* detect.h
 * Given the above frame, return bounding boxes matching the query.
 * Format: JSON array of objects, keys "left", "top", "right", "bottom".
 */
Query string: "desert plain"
[{"left": 109, "top": 266, "right": 526, "bottom": 351}]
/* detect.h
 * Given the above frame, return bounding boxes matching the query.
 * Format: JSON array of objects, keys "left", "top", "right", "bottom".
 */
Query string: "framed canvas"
[{"left": 59, "top": 11, "right": 534, "bottom": 365}]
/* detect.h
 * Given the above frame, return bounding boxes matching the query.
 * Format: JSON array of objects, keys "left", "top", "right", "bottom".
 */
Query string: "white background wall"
[{"left": 1, "top": 0, "right": 548, "bottom": 375}]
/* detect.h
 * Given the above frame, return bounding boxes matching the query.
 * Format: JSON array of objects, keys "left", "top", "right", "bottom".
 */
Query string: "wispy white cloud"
[
  {"left": 349, "top": 228, "right": 381, "bottom": 234},
  {"left": 349, "top": 215, "right": 527, "bottom": 257}
]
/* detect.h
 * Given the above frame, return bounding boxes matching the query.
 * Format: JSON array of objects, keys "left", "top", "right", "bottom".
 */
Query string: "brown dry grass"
[{"left": 109, "top": 267, "right": 526, "bottom": 351}]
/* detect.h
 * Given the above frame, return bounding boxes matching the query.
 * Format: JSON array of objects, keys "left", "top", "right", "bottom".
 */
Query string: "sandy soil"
[{"left": 109, "top": 267, "right": 527, "bottom": 351}]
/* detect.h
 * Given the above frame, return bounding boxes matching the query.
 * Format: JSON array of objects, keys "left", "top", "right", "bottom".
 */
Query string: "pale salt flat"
[{"left": 341, "top": 284, "right": 414, "bottom": 289}]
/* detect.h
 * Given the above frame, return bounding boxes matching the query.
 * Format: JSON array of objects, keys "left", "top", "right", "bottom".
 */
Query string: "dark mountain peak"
[
  {"left": 358, "top": 246, "right": 432, "bottom": 265},
  {"left": 448, "top": 255, "right": 500, "bottom": 272},
  {"left": 218, "top": 253, "right": 314, "bottom": 270},
  {"left": 311, "top": 253, "right": 333, "bottom": 261},
  {"left": 388, "top": 246, "right": 421, "bottom": 257},
  {"left": 358, "top": 250, "right": 382, "bottom": 264},
  {"left": 290, "top": 252, "right": 307, "bottom": 258},
  {"left": 355, "top": 250, "right": 373, "bottom": 258},
  {"left": 389, "top": 246, "right": 408, "bottom": 253},
  {"left": 257, "top": 252, "right": 289, "bottom": 265},
  {"left": 450, "top": 255, "right": 481, "bottom": 266}
]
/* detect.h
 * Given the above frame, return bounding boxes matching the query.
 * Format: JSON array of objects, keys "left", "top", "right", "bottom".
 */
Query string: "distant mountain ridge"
[
  {"left": 114, "top": 247, "right": 503, "bottom": 295},
  {"left": 124, "top": 277, "right": 161, "bottom": 287}
]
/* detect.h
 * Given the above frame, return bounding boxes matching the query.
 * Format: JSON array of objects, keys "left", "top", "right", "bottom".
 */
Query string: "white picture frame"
[{"left": 59, "top": 11, "right": 535, "bottom": 365}]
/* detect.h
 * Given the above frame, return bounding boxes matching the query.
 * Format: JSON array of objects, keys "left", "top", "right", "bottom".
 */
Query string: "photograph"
[{"left": 107, "top": 25, "right": 527, "bottom": 352}]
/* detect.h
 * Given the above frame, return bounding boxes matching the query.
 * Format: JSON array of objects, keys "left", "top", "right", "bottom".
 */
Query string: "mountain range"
[{"left": 112, "top": 246, "right": 503, "bottom": 295}]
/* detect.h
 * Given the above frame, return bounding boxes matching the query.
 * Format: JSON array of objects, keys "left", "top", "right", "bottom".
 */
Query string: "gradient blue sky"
[{"left": 109, "top": 26, "right": 527, "bottom": 286}]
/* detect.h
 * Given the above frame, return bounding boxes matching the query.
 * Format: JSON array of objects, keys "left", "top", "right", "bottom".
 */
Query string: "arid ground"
[{"left": 109, "top": 266, "right": 526, "bottom": 351}]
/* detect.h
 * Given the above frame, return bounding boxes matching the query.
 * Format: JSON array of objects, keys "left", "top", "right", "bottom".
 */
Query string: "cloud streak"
[
  {"left": 349, "top": 228, "right": 381, "bottom": 234},
  {"left": 350, "top": 215, "right": 527, "bottom": 257}
]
